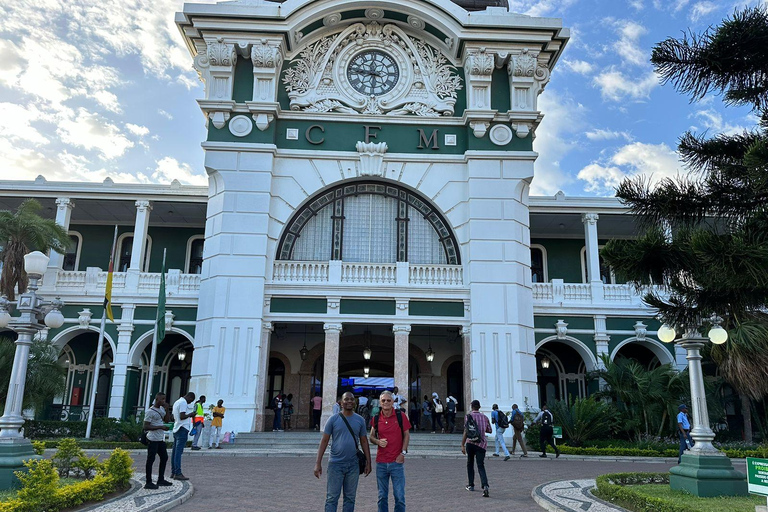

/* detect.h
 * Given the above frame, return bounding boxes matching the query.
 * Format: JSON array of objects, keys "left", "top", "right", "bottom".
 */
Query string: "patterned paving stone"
[
  {"left": 533, "top": 479, "right": 623, "bottom": 512},
  {"left": 79, "top": 474, "right": 193, "bottom": 512}
]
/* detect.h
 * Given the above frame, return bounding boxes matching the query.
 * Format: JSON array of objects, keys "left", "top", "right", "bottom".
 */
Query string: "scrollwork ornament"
[
  {"left": 323, "top": 13, "right": 342, "bottom": 27},
  {"left": 407, "top": 15, "right": 426, "bottom": 30},
  {"left": 251, "top": 40, "right": 279, "bottom": 68},
  {"left": 468, "top": 48, "right": 493, "bottom": 76},
  {"left": 512, "top": 48, "right": 536, "bottom": 77},
  {"left": 365, "top": 8, "right": 384, "bottom": 20}
]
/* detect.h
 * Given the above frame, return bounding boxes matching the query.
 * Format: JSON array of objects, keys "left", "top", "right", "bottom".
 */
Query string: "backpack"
[
  {"left": 434, "top": 401, "right": 443, "bottom": 414},
  {"left": 496, "top": 411, "right": 509, "bottom": 429},
  {"left": 465, "top": 413, "right": 481, "bottom": 442},
  {"left": 541, "top": 410, "right": 553, "bottom": 426},
  {"left": 374, "top": 409, "right": 405, "bottom": 438},
  {"left": 511, "top": 410, "right": 525, "bottom": 430},
  {"left": 370, "top": 399, "right": 380, "bottom": 416},
  {"left": 446, "top": 400, "right": 456, "bottom": 413}
]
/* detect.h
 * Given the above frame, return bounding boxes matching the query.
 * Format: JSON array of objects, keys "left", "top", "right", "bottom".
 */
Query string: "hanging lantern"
[
  {"left": 541, "top": 356, "right": 551, "bottom": 369},
  {"left": 363, "top": 329, "right": 372, "bottom": 360},
  {"left": 426, "top": 344, "right": 435, "bottom": 362},
  {"left": 177, "top": 349, "right": 186, "bottom": 361},
  {"left": 300, "top": 341, "right": 309, "bottom": 361}
]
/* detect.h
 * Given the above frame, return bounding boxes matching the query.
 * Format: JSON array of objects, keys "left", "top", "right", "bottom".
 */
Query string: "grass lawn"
[
  {"left": 628, "top": 484, "right": 765, "bottom": 512},
  {"left": 0, "top": 477, "right": 81, "bottom": 502}
]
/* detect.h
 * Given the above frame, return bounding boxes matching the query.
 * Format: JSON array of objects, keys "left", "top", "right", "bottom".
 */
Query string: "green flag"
[{"left": 156, "top": 249, "right": 167, "bottom": 343}]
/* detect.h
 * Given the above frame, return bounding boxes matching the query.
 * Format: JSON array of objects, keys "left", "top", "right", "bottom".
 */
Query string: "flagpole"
[
  {"left": 144, "top": 248, "right": 167, "bottom": 413},
  {"left": 85, "top": 226, "right": 118, "bottom": 439}
]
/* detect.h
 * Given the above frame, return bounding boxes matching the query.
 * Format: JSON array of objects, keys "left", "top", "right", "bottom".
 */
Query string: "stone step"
[{"left": 231, "top": 431, "right": 466, "bottom": 450}]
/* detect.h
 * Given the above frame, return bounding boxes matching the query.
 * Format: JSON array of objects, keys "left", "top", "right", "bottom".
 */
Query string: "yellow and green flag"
[{"left": 103, "top": 226, "right": 118, "bottom": 322}]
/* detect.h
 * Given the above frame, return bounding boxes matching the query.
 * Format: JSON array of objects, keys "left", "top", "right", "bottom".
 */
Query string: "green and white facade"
[{"left": 0, "top": 0, "right": 680, "bottom": 434}]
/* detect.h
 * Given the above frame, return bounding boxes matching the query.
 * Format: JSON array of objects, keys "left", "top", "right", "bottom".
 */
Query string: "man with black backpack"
[
  {"left": 490, "top": 404, "right": 510, "bottom": 461},
  {"left": 461, "top": 399, "right": 493, "bottom": 498},
  {"left": 369, "top": 390, "right": 411, "bottom": 512},
  {"left": 533, "top": 403, "right": 560, "bottom": 458},
  {"left": 510, "top": 403, "right": 528, "bottom": 457}
]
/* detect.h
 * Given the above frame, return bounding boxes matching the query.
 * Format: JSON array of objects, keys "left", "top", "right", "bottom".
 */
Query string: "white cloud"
[
  {"left": 126, "top": 123, "right": 150, "bottom": 137},
  {"left": 530, "top": 92, "right": 586, "bottom": 195},
  {"left": 563, "top": 59, "right": 595, "bottom": 75},
  {"left": 691, "top": 109, "right": 750, "bottom": 136},
  {"left": 150, "top": 156, "right": 207, "bottom": 186},
  {"left": 689, "top": 1, "right": 719, "bottom": 21},
  {"left": 593, "top": 68, "right": 659, "bottom": 101},
  {"left": 507, "top": 0, "right": 579, "bottom": 16},
  {"left": 577, "top": 142, "right": 682, "bottom": 194},
  {"left": 612, "top": 20, "right": 649, "bottom": 67},
  {"left": 157, "top": 109, "right": 174, "bottom": 120},
  {"left": 0, "top": 103, "right": 49, "bottom": 145},
  {"left": 585, "top": 128, "right": 633, "bottom": 141},
  {"left": 629, "top": 0, "right": 644, "bottom": 10},
  {"left": 56, "top": 109, "right": 133, "bottom": 160}
]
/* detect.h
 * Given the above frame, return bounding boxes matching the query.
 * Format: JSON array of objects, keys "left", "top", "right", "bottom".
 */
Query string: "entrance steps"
[{"left": 229, "top": 431, "right": 466, "bottom": 456}]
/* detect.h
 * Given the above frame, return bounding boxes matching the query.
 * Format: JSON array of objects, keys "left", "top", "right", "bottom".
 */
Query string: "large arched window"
[{"left": 278, "top": 181, "right": 460, "bottom": 265}]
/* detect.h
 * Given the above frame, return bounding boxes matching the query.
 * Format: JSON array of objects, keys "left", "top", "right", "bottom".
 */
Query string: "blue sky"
[{"left": 0, "top": 0, "right": 762, "bottom": 197}]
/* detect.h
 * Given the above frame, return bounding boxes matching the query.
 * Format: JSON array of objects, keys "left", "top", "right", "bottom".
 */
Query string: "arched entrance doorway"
[{"left": 536, "top": 340, "right": 594, "bottom": 406}]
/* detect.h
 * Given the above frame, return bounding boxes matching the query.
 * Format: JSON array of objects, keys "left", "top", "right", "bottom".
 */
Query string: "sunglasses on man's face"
[{"left": 380, "top": 399, "right": 393, "bottom": 403}]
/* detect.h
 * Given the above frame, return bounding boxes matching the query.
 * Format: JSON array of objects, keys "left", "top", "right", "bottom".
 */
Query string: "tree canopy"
[{"left": 600, "top": 6, "right": 768, "bottom": 401}]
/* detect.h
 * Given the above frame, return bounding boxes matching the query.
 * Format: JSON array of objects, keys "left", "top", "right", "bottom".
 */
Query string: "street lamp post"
[
  {"left": 658, "top": 322, "right": 747, "bottom": 497},
  {"left": 0, "top": 251, "right": 65, "bottom": 490}
]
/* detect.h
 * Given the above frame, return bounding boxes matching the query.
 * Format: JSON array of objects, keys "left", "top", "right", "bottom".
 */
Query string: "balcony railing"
[
  {"left": 533, "top": 279, "right": 650, "bottom": 308},
  {"left": 44, "top": 268, "right": 200, "bottom": 298},
  {"left": 272, "top": 261, "right": 464, "bottom": 287}
]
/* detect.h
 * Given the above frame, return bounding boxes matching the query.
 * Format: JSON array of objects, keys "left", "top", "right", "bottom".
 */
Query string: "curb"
[
  {"left": 532, "top": 479, "right": 626, "bottom": 512},
  {"left": 78, "top": 474, "right": 194, "bottom": 512}
]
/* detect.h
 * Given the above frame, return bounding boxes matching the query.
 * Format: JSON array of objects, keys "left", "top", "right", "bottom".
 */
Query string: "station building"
[{"left": 0, "top": 0, "right": 681, "bottom": 433}]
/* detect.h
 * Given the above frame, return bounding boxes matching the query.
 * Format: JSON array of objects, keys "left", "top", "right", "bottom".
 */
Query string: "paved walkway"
[
  {"left": 533, "top": 479, "right": 623, "bottom": 512},
  {"left": 150, "top": 454, "right": 677, "bottom": 512},
  {"left": 79, "top": 475, "right": 193, "bottom": 512}
]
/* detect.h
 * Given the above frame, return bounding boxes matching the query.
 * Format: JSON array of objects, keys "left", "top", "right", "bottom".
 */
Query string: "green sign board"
[
  {"left": 747, "top": 458, "right": 768, "bottom": 496},
  {"left": 553, "top": 426, "right": 563, "bottom": 439}
]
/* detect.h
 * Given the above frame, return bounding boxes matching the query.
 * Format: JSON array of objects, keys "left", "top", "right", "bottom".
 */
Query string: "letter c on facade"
[{"left": 306, "top": 125, "right": 325, "bottom": 145}]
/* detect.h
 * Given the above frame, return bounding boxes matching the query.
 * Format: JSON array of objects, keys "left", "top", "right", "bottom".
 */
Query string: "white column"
[
  {"left": 593, "top": 315, "right": 610, "bottom": 370},
  {"left": 320, "top": 323, "right": 342, "bottom": 430},
  {"left": 462, "top": 326, "right": 472, "bottom": 410},
  {"left": 129, "top": 200, "right": 152, "bottom": 272},
  {"left": 392, "top": 325, "right": 411, "bottom": 396},
  {"left": 253, "top": 322, "right": 273, "bottom": 432},
  {"left": 48, "top": 198, "right": 75, "bottom": 271},
  {"left": 109, "top": 304, "right": 135, "bottom": 419},
  {"left": 582, "top": 213, "right": 600, "bottom": 283}
]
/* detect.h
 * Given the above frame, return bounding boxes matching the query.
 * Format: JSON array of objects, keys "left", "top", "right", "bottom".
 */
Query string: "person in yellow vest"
[
  {"left": 191, "top": 395, "right": 206, "bottom": 450},
  {"left": 209, "top": 399, "right": 225, "bottom": 449}
]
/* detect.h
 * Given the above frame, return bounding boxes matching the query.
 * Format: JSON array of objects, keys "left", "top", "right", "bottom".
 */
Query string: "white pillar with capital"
[
  {"left": 320, "top": 323, "right": 342, "bottom": 430},
  {"left": 582, "top": 212, "right": 604, "bottom": 301},
  {"left": 392, "top": 325, "right": 411, "bottom": 396},
  {"left": 109, "top": 304, "right": 135, "bottom": 419},
  {"left": 130, "top": 200, "right": 152, "bottom": 272},
  {"left": 47, "top": 198, "right": 74, "bottom": 271},
  {"left": 593, "top": 315, "right": 610, "bottom": 369}
]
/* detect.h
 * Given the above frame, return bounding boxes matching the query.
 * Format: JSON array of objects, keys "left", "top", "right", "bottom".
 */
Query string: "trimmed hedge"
[
  {"left": 38, "top": 440, "right": 150, "bottom": 450},
  {"left": 594, "top": 473, "right": 698, "bottom": 512},
  {"left": 557, "top": 445, "right": 766, "bottom": 459},
  {"left": 25, "top": 419, "right": 142, "bottom": 442},
  {"left": 0, "top": 448, "right": 133, "bottom": 512}
]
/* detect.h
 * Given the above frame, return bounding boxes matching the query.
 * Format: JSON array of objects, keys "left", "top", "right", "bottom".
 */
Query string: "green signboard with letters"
[
  {"left": 747, "top": 458, "right": 768, "bottom": 497},
  {"left": 553, "top": 426, "right": 562, "bottom": 439}
]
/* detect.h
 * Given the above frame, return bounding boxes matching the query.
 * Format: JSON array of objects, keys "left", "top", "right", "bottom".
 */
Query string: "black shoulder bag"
[{"left": 339, "top": 414, "right": 367, "bottom": 475}]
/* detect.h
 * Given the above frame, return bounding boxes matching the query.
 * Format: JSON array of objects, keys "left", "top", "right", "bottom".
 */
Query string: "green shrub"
[
  {"left": 73, "top": 455, "right": 101, "bottom": 479},
  {"left": 594, "top": 472, "right": 699, "bottom": 512},
  {"left": 51, "top": 438, "right": 84, "bottom": 477},
  {"left": 525, "top": 422, "right": 541, "bottom": 447},
  {"left": 25, "top": 418, "right": 143, "bottom": 441},
  {"left": 31, "top": 441, "right": 46, "bottom": 456},
  {"left": 550, "top": 397, "right": 619, "bottom": 446},
  {"left": 100, "top": 448, "right": 133, "bottom": 489},
  {"left": 14, "top": 459, "right": 59, "bottom": 511}
]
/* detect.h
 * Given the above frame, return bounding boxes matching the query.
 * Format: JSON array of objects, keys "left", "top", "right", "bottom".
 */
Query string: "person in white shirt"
[
  {"left": 171, "top": 392, "right": 195, "bottom": 480},
  {"left": 392, "top": 386, "right": 407, "bottom": 411},
  {"left": 143, "top": 392, "right": 172, "bottom": 489}
]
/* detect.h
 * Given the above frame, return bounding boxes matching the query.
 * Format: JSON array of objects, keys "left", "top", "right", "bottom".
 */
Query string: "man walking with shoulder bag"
[
  {"left": 491, "top": 404, "right": 510, "bottom": 461},
  {"left": 510, "top": 403, "right": 528, "bottom": 457},
  {"left": 533, "top": 403, "right": 560, "bottom": 458},
  {"left": 461, "top": 399, "right": 493, "bottom": 497},
  {"left": 315, "top": 392, "right": 371, "bottom": 512},
  {"left": 369, "top": 390, "right": 411, "bottom": 512}
]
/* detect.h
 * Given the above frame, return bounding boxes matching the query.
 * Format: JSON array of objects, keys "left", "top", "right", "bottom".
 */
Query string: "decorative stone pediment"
[
  {"left": 555, "top": 319, "right": 568, "bottom": 340},
  {"left": 283, "top": 21, "right": 462, "bottom": 116}
]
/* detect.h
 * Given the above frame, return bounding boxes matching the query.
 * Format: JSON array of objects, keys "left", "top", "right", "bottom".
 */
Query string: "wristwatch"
[{"left": 401, "top": 450, "right": 407, "bottom": 455}]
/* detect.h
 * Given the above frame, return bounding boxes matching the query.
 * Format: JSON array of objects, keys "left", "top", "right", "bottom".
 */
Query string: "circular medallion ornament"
[
  {"left": 228, "top": 115, "right": 253, "bottom": 137},
  {"left": 365, "top": 8, "right": 384, "bottom": 19},
  {"left": 489, "top": 124, "right": 513, "bottom": 146},
  {"left": 347, "top": 50, "right": 399, "bottom": 96}
]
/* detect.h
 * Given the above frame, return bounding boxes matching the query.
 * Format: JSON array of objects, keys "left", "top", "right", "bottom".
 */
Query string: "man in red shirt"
[{"left": 369, "top": 390, "right": 411, "bottom": 512}]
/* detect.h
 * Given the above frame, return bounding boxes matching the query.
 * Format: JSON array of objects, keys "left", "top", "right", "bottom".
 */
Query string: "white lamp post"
[
  {"left": 659, "top": 318, "right": 747, "bottom": 496},
  {"left": 0, "top": 251, "right": 66, "bottom": 490}
]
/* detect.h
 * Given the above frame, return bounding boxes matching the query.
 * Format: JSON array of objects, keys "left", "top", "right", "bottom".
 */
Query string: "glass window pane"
[
  {"left": 292, "top": 205, "right": 333, "bottom": 261},
  {"left": 531, "top": 248, "right": 544, "bottom": 283},
  {"left": 62, "top": 235, "right": 79, "bottom": 271},
  {"left": 342, "top": 194, "right": 397, "bottom": 263},
  {"left": 408, "top": 206, "right": 447, "bottom": 264}
]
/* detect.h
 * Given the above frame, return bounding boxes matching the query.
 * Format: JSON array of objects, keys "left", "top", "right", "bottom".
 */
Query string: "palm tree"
[
  {"left": 0, "top": 199, "right": 70, "bottom": 300},
  {"left": 0, "top": 335, "right": 67, "bottom": 415}
]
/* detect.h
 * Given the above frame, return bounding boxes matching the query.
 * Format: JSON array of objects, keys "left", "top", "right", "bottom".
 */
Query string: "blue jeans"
[
  {"left": 171, "top": 427, "right": 189, "bottom": 476},
  {"left": 494, "top": 427, "right": 510, "bottom": 456},
  {"left": 376, "top": 462, "right": 405, "bottom": 512},
  {"left": 273, "top": 409, "right": 282, "bottom": 430},
  {"left": 325, "top": 459, "right": 360, "bottom": 512},
  {"left": 678, "top": 430, "right": 693, "bottom": 463}
]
